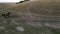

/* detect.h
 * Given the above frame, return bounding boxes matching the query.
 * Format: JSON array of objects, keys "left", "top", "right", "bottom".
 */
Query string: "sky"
[{"left": 0, "top": 0, "right": 24, "bottom": 3}]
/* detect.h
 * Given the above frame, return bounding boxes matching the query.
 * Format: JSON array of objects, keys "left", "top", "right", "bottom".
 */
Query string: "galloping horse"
[{"left": 2, "top": 12, "right": 11, "bottom": 18}]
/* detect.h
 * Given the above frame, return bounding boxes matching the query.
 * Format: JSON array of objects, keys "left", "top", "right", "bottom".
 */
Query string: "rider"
[{"left": 2, "top": 12, "right": 11, "bottom": 18}]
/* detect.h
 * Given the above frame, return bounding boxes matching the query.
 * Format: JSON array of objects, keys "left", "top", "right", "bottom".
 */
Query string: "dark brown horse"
[{"left": 2, "top": 12, "right": 11, "bottom": 18}]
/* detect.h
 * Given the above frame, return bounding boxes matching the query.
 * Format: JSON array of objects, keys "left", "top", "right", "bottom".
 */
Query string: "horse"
[{"left": 2, "top": 12, "right": 11, "bottom": 18}]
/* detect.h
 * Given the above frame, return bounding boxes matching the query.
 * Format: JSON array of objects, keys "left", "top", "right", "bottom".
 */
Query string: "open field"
[{"left": 0, "top": 0, "right": 60, "bottom": 34}]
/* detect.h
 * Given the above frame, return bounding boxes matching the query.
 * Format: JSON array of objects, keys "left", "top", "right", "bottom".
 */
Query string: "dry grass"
[
  {"left": 0, "top": 0, "right": 60, "bottom": 34},
  {"left": 7, "top": 0, "right": 60, "bottom": 16}
]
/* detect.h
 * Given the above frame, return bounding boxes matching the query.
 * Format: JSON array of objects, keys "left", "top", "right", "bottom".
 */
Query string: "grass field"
[{"left": 0, "top": 0, "right": 60, "bottom": 34}]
